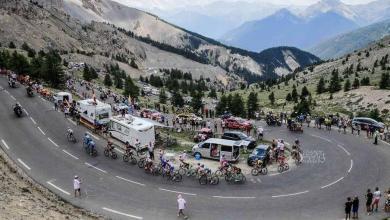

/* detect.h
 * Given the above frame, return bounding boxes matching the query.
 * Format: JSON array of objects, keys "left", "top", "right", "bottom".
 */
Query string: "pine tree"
[
  {"left": 286, "top": 93, "right": 292, "bottom": 102},
  {"left": 123, "top": 76, "right": 139, "bottom": 99},
  {"left": 42, "top": 50, "right": 65, "bottom": 88},
  {"left": 104, "top": 74, "right": 112, "bottom": 87},
  {"left": 159, "top": 88, "right": 167, "bottom": 104},
  {"left": 246, "top": 92, "right": 258, "bottom": 118},
  {"left": 291, "top": 86, "right": 298, "bottom": 102},
  {"left": 216, "top": 95, "right": 228, "bottom": 115},
  {"left": 317, "top": 77, "right": 326, "bottom": 94},
  {"left": 114, "top": 75, "right": 123, "bottom": 89},
  {"left": 352, "top": 78, "right": 360, "bottom": 89},
  {"left": 171, "top": 91, "right": 184, "bottom": 107},
  {"left": 190, "top": 91, "right": 203, "bottom": 113},
  {"left": 329, "top": 70, "right": 341, "bottom": 93},
  {"left": 130, "top": 58, "right": 138, "bottom": 69},
  {"left": 208, "top": 88, "right": 217, "bottom": 99},
  {"left": 379, "top": 72, "right": 390, "bottom": 89},
  {"left": 8, "top": 41, "right": 16, "bottom": 49},
  {"left": 300, "top": 86, "right": 310, "bottom": 99},
  {"left": 268, "top": 91, "right": 275, "bottom": 105},
  {"left": 344, "top": 79, "right": 351, "bottom": 92},
  {"left": 231, "top": 94, "right": 245, "bottom": 117}
]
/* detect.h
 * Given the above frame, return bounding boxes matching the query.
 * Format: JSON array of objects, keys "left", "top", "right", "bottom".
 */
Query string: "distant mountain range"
[
  {"left": 220, "top": 0, "right": 390, "bottom": 54},
  {"left": 309, "top": 19, "right": 390, "bottom": 59}
]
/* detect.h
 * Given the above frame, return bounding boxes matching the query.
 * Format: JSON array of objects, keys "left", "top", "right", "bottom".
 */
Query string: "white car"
[{"left": 113, "top": 103, "right": 129, "bottom": 112}]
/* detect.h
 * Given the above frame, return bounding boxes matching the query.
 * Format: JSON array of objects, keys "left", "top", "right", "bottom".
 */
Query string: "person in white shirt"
[
  {"left": 256, "top": 127, "right": 264, "bottom": 140},
  {"left": 277, "top": 140, "right": 285, "bottom": 156},
  {"left": 177, "top": 194, "right": 188, "bottom": 219},
  {"left": 372, "top": 187, "right": 381, "bottom": 212},
  {"left": 73, "top": 176, "right": 81, "bottom": 197}
]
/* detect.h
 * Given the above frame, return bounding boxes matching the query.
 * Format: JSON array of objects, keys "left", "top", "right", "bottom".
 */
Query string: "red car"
[
  {"left": 224, "top": 117, "right": 253, "bottom": 130},
  {"left": 140, "top": 109, "right": 153, "bottom": 118}
]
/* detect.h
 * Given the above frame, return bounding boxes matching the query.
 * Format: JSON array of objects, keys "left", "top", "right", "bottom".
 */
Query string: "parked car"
[
  {"left": 113, "top": 103, "right": 128, "bottom": 112},
  {"left": 140, "top": 109, "right": 154, "bottom": 118},
  {"left": 221, "top": 131, "right": 256, "bottom": 149},
  {"left": 352, "top": 117, "right": 385, "bottom": 132},
  {"left": 176, "top": 113, "right": 202, "bottom": 122},
  {"left": 247, "top": 145, "right": 271, "bottom": 166},
  {"left": 224, "top": 117, "right": 253, "bottom": 130},
  {"left": 193, "top": 127, "right": 213, "bottom": 142}
]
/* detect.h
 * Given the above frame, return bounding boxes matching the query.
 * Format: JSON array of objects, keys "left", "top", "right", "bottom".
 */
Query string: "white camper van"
[
  {"left": 76, "top": 99, "right": 112, "bottom": 125},
  {"left": 53, "top": 92, "right": 72, "bottom": 105},
  {"left": 109, "top": 115, "right": 155, "bottom": 148}
]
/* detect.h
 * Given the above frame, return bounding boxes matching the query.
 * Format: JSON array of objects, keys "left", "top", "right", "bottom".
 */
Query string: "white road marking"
[
  {"left": 269, "top": 173, "right": 280, "bottom": 176},
  {"left": 257, "top": 178, "right": 262, "bottom": 183},
  {"left": 102, "top": 207, "right": 143, "bottom": 220},
  {"left": 23, "top": 109, "right": 29, "bottom": 115},
  {"left": 158, "top": 188, "right": 197, "bottom": 196},
  {"left": 86, "top": 132, "right": 100, "bottom": 140},
  {"left": 30, "top": 117, "right": 37, "bottom": 125},
  {"left": 212, "top": 196, "right": 256, "bottom": 199},
  {"left": 85, "top": 162, "right": 107, "bottom": 173},
  {"left": 17, "top": 158, "right": 31, "bottom": 170},
  {"left": 47, "top": 181, "right": 71, "bottom": 196},
  {"left": 37, "top": 127, "right": 46, "bottom": 135},
  {"left": 320, "top": 177, "right": 344, "bottom": 189},
  {"left": 272, "top": 190, "right": 309, "bottom": 198},
  {"left": 4, "top": 90, "right": 9, "bottom": 94},
  {"left": 67, "top": 118, "right": 77, "bottom": 126},
  {"left": 348, "top": 160, "right": 353, "bottom": 173},
  {"left": 337, "top": 144, "right": 351, "bottom": 156},
  {"left": 310, "top": 134, "right": 332, "bottom": 143},
  {"left": 10, "top": 95, "right": 16, "bottom": 100},
  {"left": 116, "top": 176, "right": 145, "bottom": 186},
  {"left": 40, "top": 97, "right": 45, "bottom": 101},
  {"left": 1, "top": 139, "right": 10, "bottom": 149},
  {"left": 62, "top": 150, "right": 79, "bottom": 160},
  {"left": 48, "top": 138, "right": 59, "bottom": 147},
  {"left": 380, "top": 140, "right": 390, "bottom": 146}
]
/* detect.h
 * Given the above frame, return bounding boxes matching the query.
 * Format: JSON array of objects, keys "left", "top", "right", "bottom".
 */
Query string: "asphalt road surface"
[{"left": 0, "top": 76, "right": 389, "bottom": 220}]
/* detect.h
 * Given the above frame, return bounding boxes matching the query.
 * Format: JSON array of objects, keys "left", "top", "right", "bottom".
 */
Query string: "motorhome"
[
  {"left": 76, "top": 99, "right": 112, "bottom": 125},
  {"left": 53, "top": 92, "right": 72, "bottom": 105},
  {"left": 192, "top": 138, "right": 240, "bottom": 162},
  {"left": 109, "top": 114, "right": 155, "bottom": 148}
]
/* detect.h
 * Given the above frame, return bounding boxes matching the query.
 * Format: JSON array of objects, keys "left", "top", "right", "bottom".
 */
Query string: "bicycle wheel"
[
  {"left": 92, "top": 149, "right": 98, "bottom": 157},
  {"left": 251, "top": 168, "right": 259, "bottom": 176},
  {"left": 123, "top": 154, "right": 129, "bottom": 162},
  {"left": 111, "top": 151, "right": 118, "bottom": 159},
  {"left": 210, "top": 175, "right": 219, "bottom": 185},
  {"left": 278, "top": 165, "right": 284, "bottom": 173},
  {"left": 173, "top": 173, "right": 182, "bottom": 182},
  {"left": 214, "top": 170, "right": 222, "bottom": 177},
  {"left": 178, "top": 168, "right": 186, "bottom": 176},
  {"left": 261, "top": 167, "right": 268, "bottom": 175},
  {"left": 283, "top": 163, "right": 289, "bottom": 170},
  {"left": 104, "top": 149, "right": 109, "bottom": 157},
  {"left": 137, "top": 159, "right": 145, "bottom": 168},
  {"left": 199, "top": 175, "right": 207, "bottom": 185},
  {"left": 130, "top": 157, "right": 137, "bottom": 165},
  {"left": 224, "top": 173, "right": 232, "bottom": 182}
]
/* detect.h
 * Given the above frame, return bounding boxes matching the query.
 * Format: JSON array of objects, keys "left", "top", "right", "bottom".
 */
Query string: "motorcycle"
[
  {"left": 8, "top": 79, "right": 16, "bottom": 88},
  {"left": 83, "top": 140, "right": 98, "bottom": 157},
  {"left": 26, "top": 87, "right": 34, "bottom": 97},
  {"left": 14, "top": 106, "right": 23, "bottom": 117}
]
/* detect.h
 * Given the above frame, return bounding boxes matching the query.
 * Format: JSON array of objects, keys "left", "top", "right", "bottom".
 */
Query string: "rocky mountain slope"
[
  {"left": 309, "top": 19, "right": 390, "bottom": 59},
  {"left": 57, "top": 0, "right": 320, "bottom": 82}
]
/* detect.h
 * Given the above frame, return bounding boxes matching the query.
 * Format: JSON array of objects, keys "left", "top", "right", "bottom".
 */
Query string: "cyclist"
[
  {"left": 179, "top": 155, "right": 190, "bottom": 169},
  {"left": 87, "top": 140, "right": 96, "bottom": 155},
  {"left": 124, "top": 141, "right": 132, "bottom": 154},
  {"left": 106, "top": 140, "right": 115, "bottom": 152},
  {"left": 67, "top": 128, "right": 74, "bottom": 140},
  {"left": 83, "top": 133, "right": 91, "bottom": 146},
  {"left": 145, "top": 155, "right": 154, "bottom": 172},
  {"left": 219, "top": 154, "right": 228, "bottom": 168}
]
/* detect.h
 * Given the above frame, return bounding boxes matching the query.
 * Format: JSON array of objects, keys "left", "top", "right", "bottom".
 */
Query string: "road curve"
[{"left": 1, "top": 77, "right": 390, "bottom": 220}]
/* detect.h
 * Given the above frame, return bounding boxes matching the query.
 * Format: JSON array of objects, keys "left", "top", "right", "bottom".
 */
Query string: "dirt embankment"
[{"left": 0, "top": 149, "right": 103, "bottom": 220}]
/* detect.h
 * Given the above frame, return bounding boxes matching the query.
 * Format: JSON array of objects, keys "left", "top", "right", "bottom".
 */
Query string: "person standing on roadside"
[
  {"left": 73, "top": 176, "right": 81, "bottom": 197},
  {"left": 373, "top": 130, "right": 379, "bottom": 145},
  {"left": 372, "top": 187, "right": 381, "bottom": 212},
  {"left": 366, "top": 189, "right": 373, "bottom": 215},
  {"left": 352, "top": 196, "right": 359, "bottom": 219},
  {"left": 54, "top": 101, "right": 58, "bottom": 111},
  {"left": 345, "top": 197, "right": 353, "bottom": 220},
  {"left": 148, "top": 141, "right": 154, "bottom": 160},
  {"left": 177, "top": 194, "right": 188, "bottom": 219}
]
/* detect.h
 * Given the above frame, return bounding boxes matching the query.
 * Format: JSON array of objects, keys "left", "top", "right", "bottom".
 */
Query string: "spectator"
[
  {"left": 385, "top": 188, "right": 390, "bottom": 213},
  {"left": 366, "top": 189, "right": 373, "bottom": 215},
  {"left": 177, "top": 194, "right": 188, "bottom": 219},
  {"left": 345, "top": 197, "right": 352, "bottom": 220},
  {"left": 73, "top": 176, "right": 81, "bottom": 197},
  {"left": 372, "top": 187, "right": 381, "bottom": 212},
  {"left": 148, "top": 141, "right": 154, "bottom": 160},
  {"left": 373, "top": 130, "right": 379, "bottom": 145},
  {"left": 352, "top": 196, "right": 359, "bottom": 219}
]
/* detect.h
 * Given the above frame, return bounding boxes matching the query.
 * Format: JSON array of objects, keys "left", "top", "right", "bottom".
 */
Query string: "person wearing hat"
[
  {"left": 73, "top": 175, "right": 81, "bottom": 197},
  {"left": 177, "top": 194, "right": 188, "bottom": 219}
]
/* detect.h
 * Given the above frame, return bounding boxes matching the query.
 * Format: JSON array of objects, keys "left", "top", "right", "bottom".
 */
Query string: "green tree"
[
  {"left": 329, "top": 69, "right": 341, "bottom": 93},
  {"left": 300, "top": 86, "right": 310, "bottom": 99},
  {"left": 114, "top": 74, "right": 123, "bottom": 89},
  {"left": 246, "top": 92, "right": 258, "bottom": 118},
  {"left": 316, "top": 77, "right": 326, "bottom": 94},
  {"left": 352, "top": 78, "right": 360, "bottom": 89},
  {"left": 9, "top": 51, "right": 30, "bottom": 74},
  {"left": 190, "top": 91, "right": 203, "bottom": 113},
  {"left": 171, "top": 91, "right": 184, "bottom": 107},
  {"left": 159, "top": 88, "right": 167, "bottom": 104},
  {"left": 83, "top": 65, "right": 92, "bottom": 81},
  {"left": 8, "top": 41, "right": 16, "bottom": 49},
  {"left": 216, "top": 95, "right": 228, "bottom": 115},
  {"left": 293, "top": 99, "right": 311, "bottom": 116},
  {"left": 29, "top": 55, "right": 44, "bottom": 79},
  {"left": 291, "top": 86, "right": 298, "bottom": 102},
  {"left": 208, "top": 88, "right": 217, "bottom": 99},
  {"left": 41, "top": 50, "right": 65, "bottom": 88},
  {"left": 344, "top": 79, "right": 351, "bottom": 92},
  {"left": 379, "top": 72, "right": 390, "bottom": 89},
  {"left": 231, "top": 94, "right": 245, "bottom": 117},
  {"left": 286, "top": 93, "right": 292, "bottom": 102},
  {"left": 130, "top": 58, "right": 138, "bottom": 69},
  {"left": 123, "top": 76, "right": 139, "bottom": 99},
  {"left": 103, "top": 74, "right": 112, "bottom": 87},
  {"left": 268, "top": 91, "right": 275, "bottom": 105}
]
